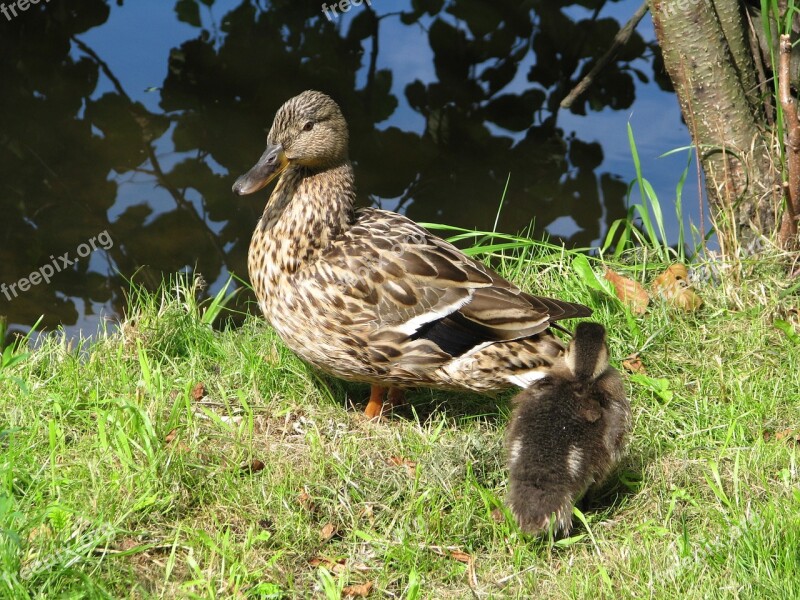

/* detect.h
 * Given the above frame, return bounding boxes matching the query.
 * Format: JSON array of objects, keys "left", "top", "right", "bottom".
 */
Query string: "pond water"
[{"left": 0, "top": 0, "right": 701, "bottom": 340}]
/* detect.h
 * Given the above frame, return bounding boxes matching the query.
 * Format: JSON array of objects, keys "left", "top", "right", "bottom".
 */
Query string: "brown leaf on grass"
[
  {"left": 422, "top": 545, "right": 476, "bottom": 587},
  {"left": 449, "top": 550, "right": 472, "bottom": 564},
  {"left": 298, "top": 490, "right": 316, "bottom": 512},
  {"left": 490, "top": 508, "right": 505, "bottom": 523},
  {"left": 309, "top": 556, "right": 347, "bottom": 574},
  {"left": 342, "top": 581, "right": 374, "bottom": 598},
  {"left": 164, "top": 428, "right": 178, "bottom": 444},
  {"left": 424, "top": 544, "right": 471, "bottom": 564},
  {"left": 388, "top": 456, "right": 417, "bottom": 478},
  {"left": 604, "top": 269, "right": 649, "bottom": 314},
  {"left": 191, "top": 382, "right": 207, "bottom": 401},
  {"left": 320, "top": 522, "right": 337, "bottom": 542},
  {"left": 164, "top": 428, "right": 190, "bottom": 453},
  {"left": 117, "top": 537, "right": 139, "bottom": 552},
  {"left": 240, "top": 459, "right": 265, "bottom": 474},
  {"left": 622, "top": 354, "right": 646, "bottom": 374},
  {"left": 762, "top": 428, "right": 799, "bottom": 444},
  {"left": 775, "top": 428, "right": 800, "bottom": 445},
  {"left": 652, "top": 264, "right": 703, "bottom": 311},
  {"left": 422, "top": 543, "right": 475, "bottom": 587}
]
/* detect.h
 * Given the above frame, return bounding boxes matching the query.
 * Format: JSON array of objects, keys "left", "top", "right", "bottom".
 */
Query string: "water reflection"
[{"left": 0, "top": 0, "right": 686, "bottom": 341}]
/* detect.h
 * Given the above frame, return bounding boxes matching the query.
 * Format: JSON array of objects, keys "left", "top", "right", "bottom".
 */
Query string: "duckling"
[
  {"left": 505, "top": 322, "right": 630, "bottom": 535},
  {"left": 233, "top": 90, "right": 594, "bottom": 417}
]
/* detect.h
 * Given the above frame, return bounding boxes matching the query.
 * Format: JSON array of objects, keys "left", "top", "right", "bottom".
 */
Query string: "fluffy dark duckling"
[{"left": 505, "top": 322, "right": 630, "bottom": 535}]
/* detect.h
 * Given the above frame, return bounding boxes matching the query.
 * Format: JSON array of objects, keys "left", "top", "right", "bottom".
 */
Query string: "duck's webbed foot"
[{"left": 364, "top": 386, "right": 406, "bottom": 419}]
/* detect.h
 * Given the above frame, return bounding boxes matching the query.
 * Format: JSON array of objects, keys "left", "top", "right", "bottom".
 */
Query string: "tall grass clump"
[{"left": 601, "top": 123, "right": 701, "bottom": 264}]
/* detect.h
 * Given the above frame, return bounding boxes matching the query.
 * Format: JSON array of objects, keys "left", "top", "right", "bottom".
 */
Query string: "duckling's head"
[
  {"left": 233, "top": 90, "right": 349, "bottom": 195},
  {"left": 563, "top": 322, "right": 609, "bottom": 381}
]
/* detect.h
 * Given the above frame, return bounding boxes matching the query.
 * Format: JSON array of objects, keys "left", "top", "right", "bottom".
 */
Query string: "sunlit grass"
[{"left": 1, "top": 245, "right": 799, "bottom": 597}]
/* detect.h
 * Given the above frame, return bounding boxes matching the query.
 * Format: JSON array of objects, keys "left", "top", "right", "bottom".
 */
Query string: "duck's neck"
[{"left": 249, "top": 162, "right": 356, "bottom": 293}]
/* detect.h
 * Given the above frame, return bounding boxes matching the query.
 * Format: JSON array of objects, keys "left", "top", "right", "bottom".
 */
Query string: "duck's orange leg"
[
  {"left": 365, "top": 386, "right": 406, "bottom": 418},
  {"left": 387, "top": 387, "right": 405, "bottom": 408},
  {"left": 365, "top": 385, "right": 387, "bottom": 418}
]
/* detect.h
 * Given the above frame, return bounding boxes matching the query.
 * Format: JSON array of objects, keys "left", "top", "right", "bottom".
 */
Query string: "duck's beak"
[{"left": 232, "top": 143, "right": 288, "bottom": 195}]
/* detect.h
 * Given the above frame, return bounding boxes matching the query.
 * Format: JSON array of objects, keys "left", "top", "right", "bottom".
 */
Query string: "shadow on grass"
[{"left": 319, "top": 375, "right": 515, "bottom": 427}]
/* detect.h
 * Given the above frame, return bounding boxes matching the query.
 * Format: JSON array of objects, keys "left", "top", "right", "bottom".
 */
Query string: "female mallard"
[{"left": 233, "top": 90, "right": 591, "bottom": 417}]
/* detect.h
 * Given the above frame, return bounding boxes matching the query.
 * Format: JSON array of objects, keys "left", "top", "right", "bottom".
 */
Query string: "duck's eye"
[{"left": 302, "top": 121, "right": 314, "bottom": 132}]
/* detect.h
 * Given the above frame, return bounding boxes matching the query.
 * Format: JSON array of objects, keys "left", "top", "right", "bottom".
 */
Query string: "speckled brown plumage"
[
  {"left": 234, "top": 90, "right": 593, "bottom": 410},
  {"left": 505, "top": 322, "right": 631, "bottom": 535}
]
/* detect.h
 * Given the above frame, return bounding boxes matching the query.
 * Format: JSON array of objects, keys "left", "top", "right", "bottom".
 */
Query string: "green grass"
[{"left": 1, "top": 247, "right": 799, "bottom": 599}]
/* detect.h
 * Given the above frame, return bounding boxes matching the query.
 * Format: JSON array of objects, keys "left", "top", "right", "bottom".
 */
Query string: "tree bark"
[{"left": 650, "top": 0, "right": 779, "bottom": 250}]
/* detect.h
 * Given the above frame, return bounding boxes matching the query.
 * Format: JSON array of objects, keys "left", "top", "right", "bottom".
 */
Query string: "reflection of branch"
[
  {"left": 394, "top": 174, "right": 420, "bottom": 213},
  {"left": 378, "top": 11, "right": 403, "bottom": 21},
  {"left": 71, "top": 37, "right": 128, "bottom": 100},
  {"left": 560, "top": 1, "right": 649, "bottom": 109},
  {"left": 71, "top": 36, "right": 228, "bottom": 261}
]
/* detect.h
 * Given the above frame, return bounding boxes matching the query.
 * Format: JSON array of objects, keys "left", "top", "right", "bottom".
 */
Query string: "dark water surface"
[{"left": 0, "top": 0, "right": 698, "bottom": 340}]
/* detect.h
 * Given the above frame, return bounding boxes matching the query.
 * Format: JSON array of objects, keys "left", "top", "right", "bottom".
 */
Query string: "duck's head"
[{"left": 232, "top": 90, "right": 350, "bottom": 196}]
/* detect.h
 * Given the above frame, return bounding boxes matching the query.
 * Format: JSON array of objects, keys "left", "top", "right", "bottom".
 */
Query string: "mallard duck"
[
  {"left": 505, "top": 322, "right": 630, "bottom": 535},
  {"left": 233, "top": 90, "right": 591, "bottom": 417}
]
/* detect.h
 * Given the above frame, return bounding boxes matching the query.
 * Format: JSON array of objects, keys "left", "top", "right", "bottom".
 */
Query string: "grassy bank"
[{"left": 1, "top": 243, "right": 799, "bottom": 599}]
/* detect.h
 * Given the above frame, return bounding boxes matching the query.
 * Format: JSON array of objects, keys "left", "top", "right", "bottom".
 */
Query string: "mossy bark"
[{"left": 650, "top": 0, "right": 779, "bottom": 249}]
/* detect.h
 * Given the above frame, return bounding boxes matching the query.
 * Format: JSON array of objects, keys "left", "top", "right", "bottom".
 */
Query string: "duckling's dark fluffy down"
[{"left": 505, "top": 322, "right": 631, "bottom": 535}]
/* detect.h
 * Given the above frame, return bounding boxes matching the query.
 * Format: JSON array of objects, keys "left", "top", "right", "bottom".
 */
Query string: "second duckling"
[{"left": 505, "top": 322, "right": 630, "bottom": 535}]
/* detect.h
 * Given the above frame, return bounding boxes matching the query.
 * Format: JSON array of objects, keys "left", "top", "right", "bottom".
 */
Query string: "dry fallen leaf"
[
  {"left": 309, "top": 556, "right": 347, "bottom": 574},
  {"left": 191, "top": 382, "right": 207, "bottom": 401},
  {"left": 164, "top": 428, "right": 190, "bottom": 453},
  {"left": 652, "top": 264, "right": 703, "bottom": 311},
  {"left": 604, "top": 269, "right": 649, "bottom": 314},
  {"left": 622, "top": 354, "right": 646, "bottom": 374},
  {"left": 775, "top": 428, "right": 800, "bottom": 445},
  {"left": 449, "top": 550, "right": 472, "bottom": 564},
  {"left": 490, "top": 508, "right": 505, "bottom": 523},
  {"left": 388, "top": 456, "right": 417, "bottom": 478},
  {"left": 298, "top": 490, "right": 316, "bottom": 512},
  {"left": 320, "top": 522, "right": 337, "bottom": 542},
  {"left": 117, "top": 537, "right": 139, "bottom": 552},
  {"left": 342, "top": 581, "right": 374, "bottom": 598},
  {"left": 240, "top": 459, "right": 265, "bottom": 474}
]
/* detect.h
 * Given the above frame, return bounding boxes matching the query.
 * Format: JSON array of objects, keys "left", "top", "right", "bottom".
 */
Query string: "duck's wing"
[{"left": 306, "top": 208, "right": 591, "bottom": 359}]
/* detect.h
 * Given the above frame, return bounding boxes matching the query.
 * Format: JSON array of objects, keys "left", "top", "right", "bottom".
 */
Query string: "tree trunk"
[{"left": 650, "top": 0, "right": 780, "bottom": 251}]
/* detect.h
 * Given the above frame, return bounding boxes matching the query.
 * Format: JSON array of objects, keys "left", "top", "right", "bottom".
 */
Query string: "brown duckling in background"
[{"left": 505, "top": 322, "right": 630, "bottom": 535}]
